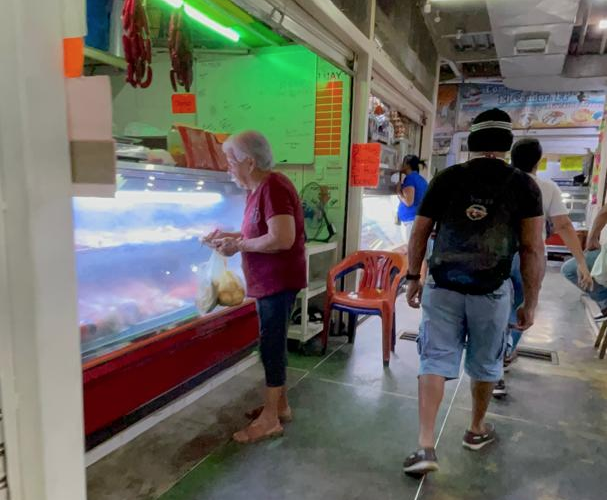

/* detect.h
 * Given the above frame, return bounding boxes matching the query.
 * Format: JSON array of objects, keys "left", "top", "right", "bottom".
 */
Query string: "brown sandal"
[
  {"left": 233, "top": 421, "right": 284, "bottom": 444},
  {"left": 245, "top": 405, "right": 293, "bottom": 423}
]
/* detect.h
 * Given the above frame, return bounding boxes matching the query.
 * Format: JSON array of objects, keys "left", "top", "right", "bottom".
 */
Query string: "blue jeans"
[
  {"left": 418, "top": 282, "right": 511, "bottom": 382},
  {"left": 507, "top": 253, "right": 524, "bottom": 354},
  {"left": 561, "top": 250, "right": 607, "bottom": 311},
  {"left": 256, "top": 290, "right": 297, "bottom": 387}
]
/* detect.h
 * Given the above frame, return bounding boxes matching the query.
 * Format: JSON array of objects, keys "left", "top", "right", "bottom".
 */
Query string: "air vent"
[{"left": 515, "top": 38, "right": 548, "bottom": 55}]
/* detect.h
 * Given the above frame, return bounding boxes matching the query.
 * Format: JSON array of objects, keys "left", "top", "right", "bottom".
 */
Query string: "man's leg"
[
  {"left": 562, "top": 250, "right": 607, "bottom": 313},
  {"left": 508, "top": 253, "right": 525, "bottom": 353},
  {"left": 464, "top": 281, "right": 511, "bottom": 449},
  {"left": 418, "top": 374, "right": 445, "bottom": 448},
  {"left": 404, "top": 285, "right": 465, "bottom": 474},
  {"left": 470, "top": 380, "right": 495, "bottom": 434}
]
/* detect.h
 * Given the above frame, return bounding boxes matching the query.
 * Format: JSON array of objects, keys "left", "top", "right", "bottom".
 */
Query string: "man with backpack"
[{"left": 402, "top": 109, "right": 545, "bottom": 475}]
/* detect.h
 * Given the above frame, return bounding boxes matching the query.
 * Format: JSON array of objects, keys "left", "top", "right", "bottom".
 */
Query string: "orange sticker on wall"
[
  {"left": 172, "top": 94, "right": 197, "bottom": 114},
  {"left": 314, "top": 80, "right": 343, "bottom": 156},
  {"left": 350, "top": 143, "right": 381, "bottom": 187}
]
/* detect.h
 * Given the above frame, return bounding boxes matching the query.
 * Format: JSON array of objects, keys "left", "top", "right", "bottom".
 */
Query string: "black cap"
[{"left": 468, "top": 108, "right": 514, "bottom": 153}]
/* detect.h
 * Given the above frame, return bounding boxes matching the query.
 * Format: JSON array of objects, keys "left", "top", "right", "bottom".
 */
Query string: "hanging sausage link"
[
  {"left": 122, "top": 0, "right": 153, "bottom": 88},
  {"left": 169, "top": 6, "right": 194, "bottom": 93}
]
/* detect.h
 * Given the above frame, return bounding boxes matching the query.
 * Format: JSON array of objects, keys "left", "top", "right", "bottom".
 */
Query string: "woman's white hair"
[{"left": 223, "top": 131, "right": 274, "bottom": 171}]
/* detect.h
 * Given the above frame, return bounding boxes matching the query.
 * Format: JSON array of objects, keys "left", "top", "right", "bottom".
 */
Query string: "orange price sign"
[
  {"left": 172, "top": 94, "right": 197, "bottom": 114},
  {"left": 350, "top": 143, "right": 381, "bottom": 187}
]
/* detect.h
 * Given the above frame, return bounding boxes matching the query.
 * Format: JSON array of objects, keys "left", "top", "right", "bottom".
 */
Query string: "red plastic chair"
[{"left": 322, "top": 251, "right": 408, "bottom": 367}]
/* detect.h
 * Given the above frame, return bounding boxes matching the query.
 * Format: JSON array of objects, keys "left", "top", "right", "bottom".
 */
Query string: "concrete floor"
[{"left": 87, "top": 266, "right": 607, "bottom": 500}]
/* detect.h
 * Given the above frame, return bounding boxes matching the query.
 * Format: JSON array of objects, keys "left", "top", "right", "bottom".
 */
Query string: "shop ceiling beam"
[
  {"left": 576, "top": 0, "right": 591, "bottom": 55},
  {"left": 295, "top": 0, "right": 435, "bottom": 119},
  {"left": 442, "top": 58, "right": 463, "bottom": 80},
  {"left": 84, "top": 46, "right": 128, "bottom": 70},
  {"left": 440, "top": 30, "right": 493, "bottom": 39},
  {"left": 192, "top": 48, "right": 250, "bottom": 55},
  {"left": 371, "top": 52, "right": 434, "bottom": 119},
  {"left": 293, "top": 0, "right": 371, "bottom": 55},
  {"left": 232, "top": 0, "right": 353, "bottom": 72}
]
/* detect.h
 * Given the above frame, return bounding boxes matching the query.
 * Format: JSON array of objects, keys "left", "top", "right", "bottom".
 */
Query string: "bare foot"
[
  {"left": 233, "top": 418, "right": 284, "bottom": 444},
  {"left": 245, "top": 405, "right": 293, "bottom": 423}
]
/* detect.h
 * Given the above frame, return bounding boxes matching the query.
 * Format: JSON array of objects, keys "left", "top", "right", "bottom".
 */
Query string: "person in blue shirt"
[{"left": 397, "top": 155, "right": 428, "bottom": 243}]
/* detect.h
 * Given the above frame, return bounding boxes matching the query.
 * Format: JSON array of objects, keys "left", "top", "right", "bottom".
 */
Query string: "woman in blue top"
[{"left": 397, "top": 155, "right": 429, "bottom": 243}]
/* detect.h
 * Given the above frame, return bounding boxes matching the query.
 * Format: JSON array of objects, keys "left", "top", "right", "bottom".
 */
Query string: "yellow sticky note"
[
  {"left": 538, "top": 158, "right": 548, "bottom": 171},
  {"left": 560, "top": 156, "right": 584, "bottom": 172}
]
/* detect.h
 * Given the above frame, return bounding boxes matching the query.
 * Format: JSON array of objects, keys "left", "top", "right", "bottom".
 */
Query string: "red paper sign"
[
  {"left": 350, "top": 143, "right": 381, "bottom": 187},
  {"left": 172, "top": 94, "right": 197, "bottom": 114}
]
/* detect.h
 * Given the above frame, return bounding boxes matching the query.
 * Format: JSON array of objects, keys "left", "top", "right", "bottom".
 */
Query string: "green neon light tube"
[{"left": 159, "top": 0, "right": 240, "bottom": 42}]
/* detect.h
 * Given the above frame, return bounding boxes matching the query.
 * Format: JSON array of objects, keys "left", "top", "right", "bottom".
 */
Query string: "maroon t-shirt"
[{"left": 241, "top": 172, "right": 307, "bottom": 298}]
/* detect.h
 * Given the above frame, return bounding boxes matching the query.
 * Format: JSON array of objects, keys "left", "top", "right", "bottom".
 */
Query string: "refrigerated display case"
[
  {"left": 76, "top": 161, "right": 259, "bottom": 446},
  {"left": 360, "top": 160, "right": 406, "bottom": 251},
  {"left": 360, "top": 193, "right": 404, "bottom": 250}
]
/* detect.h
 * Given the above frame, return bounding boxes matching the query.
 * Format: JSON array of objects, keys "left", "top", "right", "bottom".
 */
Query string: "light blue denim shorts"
[{"left": 417, "top": 281, "right": 511, "bottom": 382}]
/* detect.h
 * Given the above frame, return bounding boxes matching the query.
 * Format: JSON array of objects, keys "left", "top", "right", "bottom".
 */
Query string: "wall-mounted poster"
[
  {"left": 433, "top": 85, "right": 459, "bottom": 154},
  {"left": 457, "top": 84, "right": 605, "bottom": 131},
  {"left": 435, "top": 84, "right": 459, "bottom": 137}
]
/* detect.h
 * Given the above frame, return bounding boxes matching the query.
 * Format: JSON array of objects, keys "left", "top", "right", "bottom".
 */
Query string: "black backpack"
[{"left": 429, "top": 162, "right": 518, "bottom": 295}]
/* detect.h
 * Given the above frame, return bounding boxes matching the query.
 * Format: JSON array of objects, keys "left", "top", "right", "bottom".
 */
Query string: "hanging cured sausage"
[
  {"left": 121, "top": 0, "right": 153, "bottom": 88},
  {"left": 168, "top": 6, "right": 194, "bottom": 93}
]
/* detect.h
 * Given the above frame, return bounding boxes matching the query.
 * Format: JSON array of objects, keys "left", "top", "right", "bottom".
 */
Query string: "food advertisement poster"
[
  {"left": 457, "top": 84, "right": 605, "bottom": 131},
  {"left": 435, "top": 85, "right": 459, "bottom": 136}
]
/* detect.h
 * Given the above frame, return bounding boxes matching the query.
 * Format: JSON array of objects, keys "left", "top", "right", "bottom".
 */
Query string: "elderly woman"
[{"left": 204, "top": 130, "right": 307, "bottom": 444}]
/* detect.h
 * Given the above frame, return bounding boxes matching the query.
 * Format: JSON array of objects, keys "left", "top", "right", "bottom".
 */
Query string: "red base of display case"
[
  {"left": 83, "top": 301, "right": 259, "bottom": 449},
  {"left": 545, "top": 230, "right": 587, "bottom": 254}
]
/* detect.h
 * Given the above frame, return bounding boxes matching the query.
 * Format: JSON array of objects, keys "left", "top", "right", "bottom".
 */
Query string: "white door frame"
[{"left": 0, "top": 0, "right": 87, "bottom": 499}]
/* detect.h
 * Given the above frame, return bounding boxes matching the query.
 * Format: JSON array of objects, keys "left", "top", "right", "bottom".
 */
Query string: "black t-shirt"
[{"left": 418, "top": 158, "right": 543, "bottom": 295}]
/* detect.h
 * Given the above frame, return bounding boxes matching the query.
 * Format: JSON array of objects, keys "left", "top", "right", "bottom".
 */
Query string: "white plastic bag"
[
  {"left": 195, "top": 251, "right": 223, "bottom": 313},
  {"left": 591, "top": 244, "right": 607, "bottom": 286},
  {"left": 195, "top": 251, "right": 246, "bottom": 313}
]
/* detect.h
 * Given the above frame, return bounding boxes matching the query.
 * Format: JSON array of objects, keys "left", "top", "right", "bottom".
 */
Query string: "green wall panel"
[{"left": 196, "top": 45, "right": 317, "bottom": 164}]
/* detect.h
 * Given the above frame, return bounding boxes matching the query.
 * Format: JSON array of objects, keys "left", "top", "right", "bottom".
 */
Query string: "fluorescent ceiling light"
[
  {"left": 600, "top": 19, "right": 607, "bottom": 30},
  {"left": 183, "top": 4, "right": 240, "bottom": 42},
  {"left": 159, "top": 0, "right": 240, "bottom": 42}
]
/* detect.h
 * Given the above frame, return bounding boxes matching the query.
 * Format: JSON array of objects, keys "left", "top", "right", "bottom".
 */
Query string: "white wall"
[
  {"left": 0, "top": 0, "right": 86, "bottom": 499},
  {"left": 112, "top": 53, "right": 197, "bottom": 137}
]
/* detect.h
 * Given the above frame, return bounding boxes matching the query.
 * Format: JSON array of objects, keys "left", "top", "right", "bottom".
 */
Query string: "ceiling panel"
[
  {"left": 492, "top": 23, "right": 575, "bottom": 56},
  {"left": 499, "top": 54, "right": 567, "bottom": 77},
  {"left": 487, "top": 0, "right": 580, "bottom": 28}
]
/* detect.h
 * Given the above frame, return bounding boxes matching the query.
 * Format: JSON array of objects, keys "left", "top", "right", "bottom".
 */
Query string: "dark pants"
[{"left": 256, "top": 290, "right": 298, "bottom": 387}]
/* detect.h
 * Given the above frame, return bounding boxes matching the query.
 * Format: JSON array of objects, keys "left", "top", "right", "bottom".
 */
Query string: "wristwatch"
[{"left": 406, "top": 272, "right": 421, "bottom": 281}]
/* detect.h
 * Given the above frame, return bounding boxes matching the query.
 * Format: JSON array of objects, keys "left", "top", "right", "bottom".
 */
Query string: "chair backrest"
[{"left": 356, "top": 251, "right": 407, "bottom": 292}]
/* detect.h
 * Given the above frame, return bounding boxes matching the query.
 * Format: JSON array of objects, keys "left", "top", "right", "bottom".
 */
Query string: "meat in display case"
[
  {"left": 74, "top": 161, "right": 246, "bottom": 361},
  {"left": 76, "top": 161, "right": 259, "bottom": 444}
]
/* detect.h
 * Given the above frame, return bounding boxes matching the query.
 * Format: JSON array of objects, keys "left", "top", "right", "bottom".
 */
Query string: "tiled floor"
[{"left": 87, "top": 267, "right": 607, "bottom": 500}]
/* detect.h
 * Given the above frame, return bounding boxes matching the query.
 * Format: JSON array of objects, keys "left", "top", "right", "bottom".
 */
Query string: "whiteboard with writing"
[{"left": 196, "top": 46, "right": 317, "bottom": 164}]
